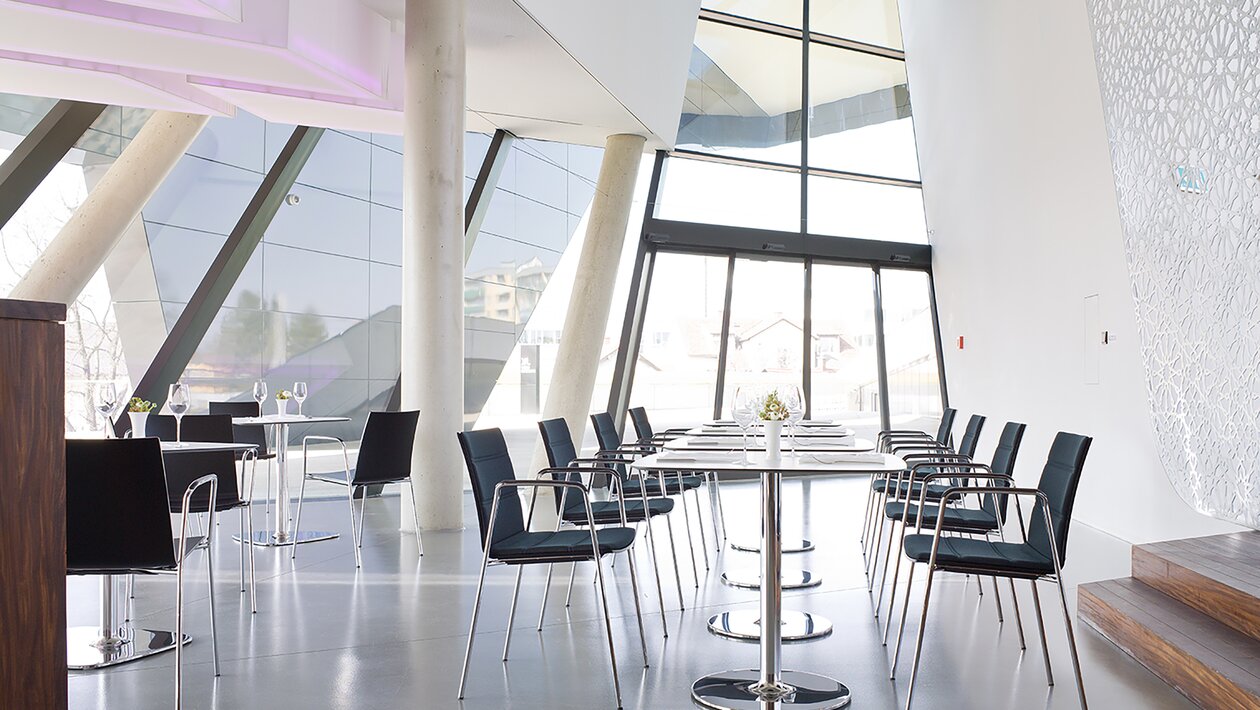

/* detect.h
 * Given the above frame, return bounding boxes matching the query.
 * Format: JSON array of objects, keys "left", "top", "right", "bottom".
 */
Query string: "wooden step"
[
  {"left": 1133, "top": 532, "right": 1260, "bottom": 642},
  {"left": 1079, "top": 578, "right": 1260, "bottom": 710}
]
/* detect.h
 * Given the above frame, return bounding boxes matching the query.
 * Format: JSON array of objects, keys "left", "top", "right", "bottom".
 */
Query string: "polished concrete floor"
[{"left": 68, "top": 476, "right": 1195, "bottom": 710}]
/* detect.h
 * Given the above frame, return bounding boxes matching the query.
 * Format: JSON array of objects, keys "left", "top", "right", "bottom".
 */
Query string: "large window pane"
[
  {"left": 880, "top": 269, "right": 942, "bottom": 432},
  {"left": 701, "top": 0, "right": 801, "bottom": 27},
  {"left": 677, "top": 20, "right": 802, "bottom": 164},
  {"left": 810, "top": 263, "right": 880, "bottom": 439},
  {"left": 657, "top": 157, "right": 800, "bottom": 232},
  {"left": 807, "top": 174, "right": 926, "bottom": 243},
  {"left": 628, "top": 252, "right": 729, "bottom": 430},
  {"left": 809, "top": 44, "right": 918, "bottom": 181},
  {"left": 720, "top": 258, "right": 806, "bottom": 411},
  {"left": 811, "top": 0, "right": 904, "bottom": 50}
]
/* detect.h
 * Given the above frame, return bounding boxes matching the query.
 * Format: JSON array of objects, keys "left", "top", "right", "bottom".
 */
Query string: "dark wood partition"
[{"left": 0, "top": 298, "right": 67, "bottom": 710}]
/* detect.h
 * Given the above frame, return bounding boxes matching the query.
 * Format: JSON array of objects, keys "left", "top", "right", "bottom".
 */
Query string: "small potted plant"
[
  {"left": 127, "top": 397, "right": 155, "bottom": 438},
  {"left": 758, "top": 390, "right": 790, "bottom": 458},
  {"left": 275, "top": 389, "right": 293, "bottom": 416}
]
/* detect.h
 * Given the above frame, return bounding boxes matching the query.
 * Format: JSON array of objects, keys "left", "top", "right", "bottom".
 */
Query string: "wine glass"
[
  {"left": 732, "top": 386, "right": 756, "bottom": 457},
  {"left": 253, "top": 380, "right": 268, "bottom": 415},
  {"left": 784, "top": 385, "right": 804, "bottom": 455},
  {"left": 95, "top": 382, "right": 118, "bottom": 439},
  {"left": 168, "top": 382, "right": 190, "bottom": 444},
  {"left": 293, "top": 381, "right": 308, "bottom": 416}
]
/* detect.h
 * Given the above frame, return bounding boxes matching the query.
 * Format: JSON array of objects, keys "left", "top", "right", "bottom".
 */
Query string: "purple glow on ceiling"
[{"left": 191, "top": 75, "right": 399, "bottom": 111}]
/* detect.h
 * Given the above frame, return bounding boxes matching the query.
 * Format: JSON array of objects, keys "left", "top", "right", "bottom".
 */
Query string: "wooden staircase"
[{"left": 1078, "top": 532, "right": 1260, "bottom": 710}]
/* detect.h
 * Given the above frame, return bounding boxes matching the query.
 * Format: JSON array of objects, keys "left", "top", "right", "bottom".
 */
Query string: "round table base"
[
  {"left": 722, "top": 569, "right": 820, "bottom": 590},
  {"left": 692, "top": 669, "right": 851, "bottom": 709},
  {"left": 730, "top": 537, "right": 813, "bottom": 553},
  {"left": 67, "top": 625, "right": 189, "bottom": 670},
  {"left": 707, "top": 610, "right": 833, "bottom": 641},
  {"left": 233, "top": 530, "right": 339, "bottom": 547}
]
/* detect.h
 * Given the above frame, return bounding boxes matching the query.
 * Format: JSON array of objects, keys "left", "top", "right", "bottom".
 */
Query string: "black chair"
[
  {"left": 591, "top": 411, "right": 709, "bottom": 587},
  {"left": 538, "top": 417, "right": 674, "bottom": 633},
  {"left": 878, "top": 421, "right": 1028, "bottom": 639},
  {"left": 864, "top": 413, "right": 985, "bottom": 576},
  {"left": 628, "top": 406, "right": 726, "bottom": 550},
  {"left": 292, "top": 410, "right": 421, "bottom": 568},
  {"left": 456, "top": 428, "right": 646, "bottom": 709},
  {"left": 209, "top": 400, "right": 276, "bottom": 519},
  {"left": 876, "top": 406, "right": 957, "bottom": 450},
  {"left": 896, "top": 432, "right": 1092, "bottom": 710},
  {"left": 67, "top": 438, "right": 220, "bottom": 708}
]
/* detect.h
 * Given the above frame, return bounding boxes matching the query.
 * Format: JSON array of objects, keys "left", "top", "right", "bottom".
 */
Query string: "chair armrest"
[
  {"left": 539, "top": 466, "right": 628, "bottom": 526},
  {"left": 925, "top": 487, "right": 1051, "bottom": 556},
  {"left": 176, "top": 474, "right": 218, "bottom": 564},
  {"left": 914, "top": 470, "right": 1010, "bottom": 510},
  {"left": 302, "top": 435, "right": 351, "bottom": 483}
]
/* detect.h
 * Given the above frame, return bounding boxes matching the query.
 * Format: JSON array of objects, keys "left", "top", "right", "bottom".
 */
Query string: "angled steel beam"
[
  {"left": 386, "top": 128, "right": 515, "bottom": 411},
  {"left": 927, "top": 269, "right": 949, "bottom": 409},
  {"left": 872, "top": 267, "right": 892, "bottom": 432},
  {"left": 0, "top": 101, "right": 106, "bottom": 230},
  {"left": 117, "top": 126, "right": 324, "bottom": 430},
  {"left": 711, "top": 254, "right": 736, "bottom": 420}
]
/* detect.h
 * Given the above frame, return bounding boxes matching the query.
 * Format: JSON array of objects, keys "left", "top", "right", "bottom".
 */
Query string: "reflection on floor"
[{"left": 68, "top": 476, "right": 1196, "bottom": 710}]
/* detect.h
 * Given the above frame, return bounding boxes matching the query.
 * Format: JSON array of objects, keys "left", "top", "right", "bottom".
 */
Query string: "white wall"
[{"left": 899, "top": 0, "right": 1242, "bottom": 544}]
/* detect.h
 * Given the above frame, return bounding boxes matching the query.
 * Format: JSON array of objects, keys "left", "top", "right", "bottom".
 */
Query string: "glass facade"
[{"left": 879, "top": 268, "right": 942, "bottom": 432}]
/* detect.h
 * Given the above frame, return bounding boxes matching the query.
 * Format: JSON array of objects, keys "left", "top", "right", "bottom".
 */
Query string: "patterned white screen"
[{"left": 1088, "top": 0, "right": 1260, "bottom": 529}]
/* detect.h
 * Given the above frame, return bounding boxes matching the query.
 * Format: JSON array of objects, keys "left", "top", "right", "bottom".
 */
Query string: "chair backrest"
[
  {"left": 935, "top": 407, "right": 957, "bottom": 445},
  {"left": 982, "top": 421, "right": 1026, "bottom": 519},
  {"left": 149, "top": 414, "right": 243, "bottom": 511},
  {"left": 628, "top": 407, "right": 653, "bottom": 443},
  {"left": 353, "top": 410, "right": 420, "bottom": 484},
  {"left": 538, "top": 418, "right": 587, "bottom": 515},
  {"left": 590, "top": 412, "right": 621, "bottom": 452},
  {"left": 457, "top": 428, "right": 527, "bottom": 551},
  {"left": 66, "top": 438, "right": 177, "bottom": 574},
  {"left": 957, "top": 414, "right": 985, "bottom": 459},
  {"left": 208, "top": 400, "right": 269, "bottom": 454},
  {"left": 1027, "top": 432, "right": 1092, "bottom": 565}
]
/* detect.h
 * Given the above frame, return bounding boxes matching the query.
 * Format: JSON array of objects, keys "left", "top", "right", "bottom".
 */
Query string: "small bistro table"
[
  {"left": 230, "top": 414, "right": 350, "bottom": 547},
  {"left": 67, "top": 441, "right": 257, "bottom": 670},
  {"left": 632, "top": 449, "right": 905, "bottom": 710}
]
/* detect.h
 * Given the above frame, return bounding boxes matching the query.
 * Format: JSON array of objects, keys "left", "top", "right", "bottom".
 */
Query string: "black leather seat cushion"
[
  {"left": 490, "top": 527, "right": 636, "bottom": 561},
  {"left": 903, "top": 534, "right": 1053, "bottom": 576},
  {"left": 885, "top": 501, "right": 999, "bottom": 533},
  {"left": 619, "top": 475, "right": 703, "bottom": 496},
  {"left": 561, "top": 498, "right": 674, "bottom": 525},
  {"left": 872, "top": 478, "right": 951, "bottom": 500}
]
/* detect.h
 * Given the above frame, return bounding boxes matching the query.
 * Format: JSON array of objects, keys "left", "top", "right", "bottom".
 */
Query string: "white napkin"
[
  {"left": 807, "top": 452, "right": 886, "bottom": 464},
  {"left": 683, "top": 438, "right": 727, "bottom": 446}
]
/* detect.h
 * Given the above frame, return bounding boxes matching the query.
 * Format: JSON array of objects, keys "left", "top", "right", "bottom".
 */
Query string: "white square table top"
[
  {"left": 230, "top": 414, "right": 350, "bottom": 425},
  {"left": 663, "top": 435, "right": 875, "bottom": 453},
  {"left": 631, "top": 449, "right": 904, "bottom": 475}
]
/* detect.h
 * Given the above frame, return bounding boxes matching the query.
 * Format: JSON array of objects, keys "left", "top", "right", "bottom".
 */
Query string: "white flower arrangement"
[{"left": 757, "top": 391, "right": 790, "bottom": 421}]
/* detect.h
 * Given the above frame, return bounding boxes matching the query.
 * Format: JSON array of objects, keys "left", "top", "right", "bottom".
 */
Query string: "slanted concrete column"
[
  {"left": 531, "top": 133, "right": 646, "bottom": 480},
  {"left": 9, "top": 112, "right": 207, "bottom": 304},
  {"left": 402, "top": 0, "right": 466, "bottom": 531}
]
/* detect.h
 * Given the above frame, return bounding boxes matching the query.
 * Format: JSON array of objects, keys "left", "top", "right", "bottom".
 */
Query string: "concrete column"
[
  {"left": 402, "top": 0, "right": 466, "bottom": 531},
  {"left": 531, "top": 134, "right": 646, "bottom": 477},
  {"left": 9, "top": 112, "right": 208, "bottom": 305}
]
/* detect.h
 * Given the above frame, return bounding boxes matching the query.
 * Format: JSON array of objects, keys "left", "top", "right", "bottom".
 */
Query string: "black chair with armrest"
[
  {"left": 591, "top": 411, "right": 708, "bottom": 586},
  {"left": 877, "top": 422, "right": 1028, "bottom": 636},
  {"left": 538, "top": 417, "right": 675, "bottom": 632},
  {"left": 876, "top": 406, "right": 957, "bottom": 450},
  {"left": 456, "top": 428, "right": 646, "bottom": 709},
  {"left": 628, "top": 406, "right": 726, "bottom": 549},
  {"left": 894, "top": 432, "right": 1092, "bottom": 710},
  {"left": 67, "top": 438, "right": 220, "bottom": 709},
  {"left": 148, "top": 414, "right": 259, "bottom": 612},
  {"left": 291, "top": 410, "right": 422, "bottom": 568}
]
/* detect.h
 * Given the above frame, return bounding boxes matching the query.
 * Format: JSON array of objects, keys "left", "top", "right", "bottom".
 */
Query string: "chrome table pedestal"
[
  {"left": 721, "top": 568, "right": 821, "bottom": 590},
  {"left": 707, "top": 610, "right": 833, "bottom": 642},
  {"left": 730, "top": 537, "right": 814, "bottom": 553},
  {"left": 691, "top": 468, "right": 851, "bottom": 710},
  {"left": 67, "top": 575, "right": 188, "bottom": 670},
  {"left": 231, "top": 415, "right": 346, "bottom": 547}
]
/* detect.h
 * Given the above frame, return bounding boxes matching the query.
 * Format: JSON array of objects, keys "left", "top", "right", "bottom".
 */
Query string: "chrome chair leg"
[
  {"left": 712, "top": 474, "right": 728, "bottom": 543},
  {"left": 676, "top": 479, "right": 700, "bottom": 586},
  {"left": 457, "top": 548, "right": 493, "bottom": 700},
  {"left": 356, "top": 487, "right": 367, "bottom": 548},
  {"left": 1053, "top": 574, "right": 1089, "bottom": 709},
  {"left": 408, "top": 479, "right": 424, "bottom": 558},
  {"left": 175, "top": 567, "right": 186, "bottom": 709},
  {"left": 502, "top": 566, "right": 524, "bottom": 660},
  {"left": 883, "top": 518, "right": 910, "bottom": 645},
  {"left": 861, "top": 475, "right": 876, "bottom": 550},
  {"left": 340, "top": 482, "right": 362, "bottom": 568},
  {"left": 537, "top": 563, "right": 555, "bottom": 631},
  {"left": 564, "top": 560, "right": 578, "bottom": 607},
  {"left": 624, "top": 550, "right": 649, "bottom": 667},
  {"left": 875, "top": 517, "right": 900, "bottom": 617},
  {"left": 643, "top": 517, "right": 669, "bottom": 637},
  {"left": 205, "top": 523, "right": 221, "bottom": 677},
  {"left": 592, "top": 556, "right": 624, "bottom": 709},
  {"left": 291, "top": 469, "right": 310, "bottom": 561},
  {"left": 1030, "top": 580, "right": 1054, "bottom": 685},
  {"left": 890, "top": 562, "right": 916, "bottom": 678},
  {"left": 991, "top": 576, "right": 1005, "bottom": 623},
  {"left": 246, "top": 501, "right": 257, "bottom": 613},
  {"left": 1007, "top": 579, "right": 1026, "bottom": 650},
  {"left": 663, "top": 515, "right": 686, "bottom": 609},
  {"left": 867, "top": 510, "right": 887, "bottom": 590},
  {"left": 903, "top": 563, "right": 937, "bottom": 710},
  {"left": 693, "top": 488, "right": 710, "bottom": 570}
]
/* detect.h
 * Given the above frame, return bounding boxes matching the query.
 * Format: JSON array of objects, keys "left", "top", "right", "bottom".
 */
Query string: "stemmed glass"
[
  {"left": 95, "top": 382, "right": 118, "bottom": 439},
  {"left": 293, "top": 382, "right": 308, "bottom": 416},
  {"left": 732, "top": 386, "right": 756, "bottom": 458},
  {"left": 253, "top": 380, "right": 268, "bottom": 416},
  {"left": 784, "top": 385, "right": 804, "bottom": 456},
  {"left": 168, "top": 382, "right": 190, "bottom": 444}
]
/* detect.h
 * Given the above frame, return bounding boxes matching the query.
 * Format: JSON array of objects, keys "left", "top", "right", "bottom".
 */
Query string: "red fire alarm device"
[{"left": 957, "top": 335, "right": 965, "bottom": 350}]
